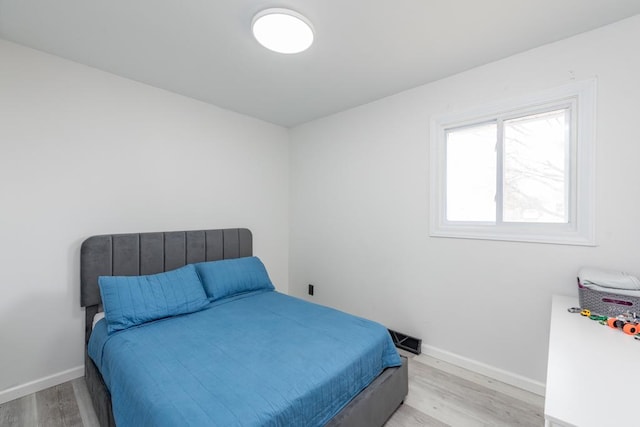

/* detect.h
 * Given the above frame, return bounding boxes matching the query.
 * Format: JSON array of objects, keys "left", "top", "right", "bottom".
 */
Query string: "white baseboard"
[
  {"left": 421, "top": 344, "right": 546, "bottom": 396},
  {"left": 0, "top": 366, "right": 84, "bottom": 405}
]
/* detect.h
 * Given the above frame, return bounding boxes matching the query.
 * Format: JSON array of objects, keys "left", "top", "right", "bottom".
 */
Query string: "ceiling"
[{"left": 1, "top": 1, "right": 639, "bottom": 127}]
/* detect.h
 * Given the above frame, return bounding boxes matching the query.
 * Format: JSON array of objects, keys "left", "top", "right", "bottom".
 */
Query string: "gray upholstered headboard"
[{"left": 80, "top": 228, "right": 252, "bottom": 342}]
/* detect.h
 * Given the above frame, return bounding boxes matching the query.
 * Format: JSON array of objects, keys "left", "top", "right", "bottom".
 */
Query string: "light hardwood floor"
[
  {"left": 0, "top": 352, "right": 544, "bottom": 426},
  {"left": 387, "top": 351, "right": 544, "bottom": 426},
  {"left": 0, "top": 378, "right": 99, "bottom": 427}
]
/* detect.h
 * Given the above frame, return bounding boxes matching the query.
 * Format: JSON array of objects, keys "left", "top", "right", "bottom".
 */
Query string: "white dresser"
[{"left": 545, "top": 295, "right": 640, "bottom": 426}]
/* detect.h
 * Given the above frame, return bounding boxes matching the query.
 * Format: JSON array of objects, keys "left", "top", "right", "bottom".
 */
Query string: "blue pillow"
[
  {"left": 195, "top": 256, "right": 274, "bottom": 301},
  {"left": 99, "top": 264, "right": 209, "bottom": 335}
]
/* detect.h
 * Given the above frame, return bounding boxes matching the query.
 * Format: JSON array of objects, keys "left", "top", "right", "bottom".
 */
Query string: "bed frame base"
[
  {"left": 85, "top": 351, "right": 115, "bottom": 427},
  {"left": 80, "top": 228, "right": 408, "bottom": 426},
  {"left": 326, "top": 356, "right": 408, "bottom": 427},
  {"left": 84, "top": 338, "right": 407, "bottom": 427}
]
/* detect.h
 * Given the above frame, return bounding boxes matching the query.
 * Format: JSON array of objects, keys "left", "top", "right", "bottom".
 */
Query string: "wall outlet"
[{"left": 308, "top": 284, "right": 314, "bottom": 296}]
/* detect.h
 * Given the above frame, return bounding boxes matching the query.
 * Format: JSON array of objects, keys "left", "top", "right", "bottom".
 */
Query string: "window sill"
[{"left": 429, "top": 224, "right": 596, "bottom": 246}]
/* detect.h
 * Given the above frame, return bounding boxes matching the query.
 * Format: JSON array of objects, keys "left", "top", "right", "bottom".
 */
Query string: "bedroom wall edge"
[{"left": 0, "top": 366, "right": 84, "bottom": 405}]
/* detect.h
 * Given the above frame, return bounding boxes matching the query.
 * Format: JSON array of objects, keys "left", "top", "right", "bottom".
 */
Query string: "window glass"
[
  {"left": 446, "top": 123, "right": 496, "bottom": 222},
  {"left": 503, "top": 109, "right": 569, "bottom": 223}
]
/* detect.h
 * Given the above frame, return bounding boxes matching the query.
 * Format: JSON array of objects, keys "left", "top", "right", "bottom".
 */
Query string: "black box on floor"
[{"left": 388, "top": 329, "right": 422, "bottom": 354}]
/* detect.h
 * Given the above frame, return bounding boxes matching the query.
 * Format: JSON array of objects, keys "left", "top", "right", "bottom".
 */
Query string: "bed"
[{"left": 80, "top": 227, "right": 408, "bottom": 426}]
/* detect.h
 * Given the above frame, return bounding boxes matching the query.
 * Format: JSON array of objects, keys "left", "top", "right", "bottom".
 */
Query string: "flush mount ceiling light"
[{"left": 252, "top": 8, "right": 314, "bottom": 54}]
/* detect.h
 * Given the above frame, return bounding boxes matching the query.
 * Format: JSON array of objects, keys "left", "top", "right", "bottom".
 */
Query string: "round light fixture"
[{"left": 252, "top": 8, "right": 314, "bottom": 54}]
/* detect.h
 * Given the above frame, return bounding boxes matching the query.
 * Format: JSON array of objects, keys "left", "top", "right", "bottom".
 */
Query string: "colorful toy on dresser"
[
  {"left": 606, "top": 312, "right": 640, "bottom": 336},
  {"left": 569, "top": 306, "right": 640, "bottom": 340}
]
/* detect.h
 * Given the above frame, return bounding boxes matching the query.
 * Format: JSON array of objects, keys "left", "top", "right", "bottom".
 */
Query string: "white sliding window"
[{"left": 430, "top": 80, "right": 596, "bottom": 245}]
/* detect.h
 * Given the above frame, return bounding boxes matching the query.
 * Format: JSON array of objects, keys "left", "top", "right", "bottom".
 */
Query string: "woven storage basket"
[{"left": 578, "top": 283, "right": 640, "bottom": 317}]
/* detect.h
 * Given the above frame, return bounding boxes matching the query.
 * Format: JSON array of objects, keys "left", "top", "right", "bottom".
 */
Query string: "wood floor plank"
[
  {"left": 405, "top": 373, "right": 491, "bottom": 426},
  {"left": 0, "top": 393, "right": 37, "bottom": 427},
  {"left": 35, "top": 382, "right": 83, "bottom": 427},
  {"left": 413, "top": 354, "right": 545, "bottom": 408},
  {"left": 385, "top": 402, "right": 450, "bottom": 427},
  {"left": 71, "top": 378, "right": 99, "bottom": 427},
  {"left": 406, "top": 358, "right": 544, "bottom": 426}
]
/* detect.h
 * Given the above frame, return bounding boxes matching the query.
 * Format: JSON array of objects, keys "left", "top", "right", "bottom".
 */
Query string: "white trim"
[
  {"left": 429, "top": 79, "right": 596, "bottom": 246},
  {"left": 420, "top": 344, "right": 546, "bottom": 396},
  {"left": 0, "top": 365, "right": 84, "bottom": 405}
]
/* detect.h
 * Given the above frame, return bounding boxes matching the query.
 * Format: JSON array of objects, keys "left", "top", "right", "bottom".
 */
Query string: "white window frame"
[{"left": 429, "top": 79, "right": 596, "bottom": 246}]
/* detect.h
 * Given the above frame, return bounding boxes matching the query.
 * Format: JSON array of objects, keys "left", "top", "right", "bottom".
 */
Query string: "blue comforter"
[{"left": 89, "top": 290, "right": 401, "bottom": 426}]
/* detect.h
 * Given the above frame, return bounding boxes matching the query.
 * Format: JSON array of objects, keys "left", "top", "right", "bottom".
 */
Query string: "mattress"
[{"left": 88, "top": 290, "right": 401, "bottom": 427}]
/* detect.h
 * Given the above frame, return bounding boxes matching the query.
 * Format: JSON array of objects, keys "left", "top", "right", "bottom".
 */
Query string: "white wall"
[
  {"left": 290, "top": 14, "right": 640, "bottom": 392},
  {"left": 0, "top": 39, "right": 289, "bottom": 401},
  {"left": 3, "top": 12, "right": 639, "bottom": 402}
]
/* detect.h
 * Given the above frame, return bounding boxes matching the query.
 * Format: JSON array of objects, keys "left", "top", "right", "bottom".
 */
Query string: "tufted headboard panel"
[
  {"left": 80, "top": 228, "right": 252, "bottom": 343},
  {"left": 80, "top": 227, "right": 252, "bottom": 308}
]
